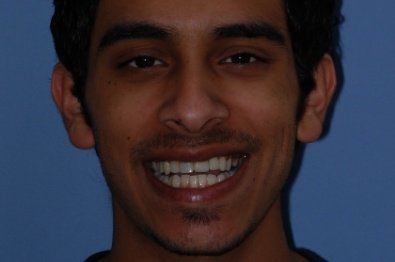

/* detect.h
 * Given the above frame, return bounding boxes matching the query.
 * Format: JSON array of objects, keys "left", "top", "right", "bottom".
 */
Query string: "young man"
[{"left": 50, "top": 0, "right": 341, "bottom": 261}]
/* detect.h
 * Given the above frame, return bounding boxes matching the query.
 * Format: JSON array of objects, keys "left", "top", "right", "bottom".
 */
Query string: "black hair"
[
  {"left": 285, "top": 0, "right": 343, "bottom": 99},
  {"left": 51, "top": 0, "right": 98, "bottom": 101},
  {"left": 50, "top": 0, "right": 342, "bottom": 103}
]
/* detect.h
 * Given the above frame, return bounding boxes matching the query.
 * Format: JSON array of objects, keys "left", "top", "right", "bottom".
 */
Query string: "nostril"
[
  {"left": 163, "top": 115, "right": 227, "bottom": 135},
  {"left": 158, "top": 79, "right": 229, "bottom": 134},
  {"left": 163, "top": 119, "right": 191, "bottom": 134}
]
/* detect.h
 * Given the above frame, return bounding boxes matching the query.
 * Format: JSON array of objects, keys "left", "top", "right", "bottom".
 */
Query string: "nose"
[{"left": 158, "top": 66, "right": 229, "bottom": 134}]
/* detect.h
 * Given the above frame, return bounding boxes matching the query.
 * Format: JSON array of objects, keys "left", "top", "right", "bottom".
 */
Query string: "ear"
[
  {"left": 297, "top": 54, "right": 337, "bottom": 143},
  {"left": 51, "top": 63, "right": 95, "bottom": 149}
]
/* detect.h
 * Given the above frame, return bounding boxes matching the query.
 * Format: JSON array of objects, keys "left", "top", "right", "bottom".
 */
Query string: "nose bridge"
[{"left": 159, "top": 59, "right": 228, "bottom": 134}]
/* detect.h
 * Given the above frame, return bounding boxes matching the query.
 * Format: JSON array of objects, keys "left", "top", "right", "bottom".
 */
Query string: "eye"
[
  {"left": 122, "top": 56, "right": 164, "bottom": 69},
  {"left": 221, "top": 53, "right": 266, "bottom": 65}
]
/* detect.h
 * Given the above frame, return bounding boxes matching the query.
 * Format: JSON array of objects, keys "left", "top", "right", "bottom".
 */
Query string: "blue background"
[{"left": 1, "top": 1, "right": 394, "bottom": 261}]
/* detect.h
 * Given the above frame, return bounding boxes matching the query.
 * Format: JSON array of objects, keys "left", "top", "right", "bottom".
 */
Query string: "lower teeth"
[{"left": 156, "top": 171, "right": 235, "bottom": 188}]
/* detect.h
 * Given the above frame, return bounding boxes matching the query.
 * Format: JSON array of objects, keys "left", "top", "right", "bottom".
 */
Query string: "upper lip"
[{"left": 141, "top": 144, "right": 250, "bottom": 163}]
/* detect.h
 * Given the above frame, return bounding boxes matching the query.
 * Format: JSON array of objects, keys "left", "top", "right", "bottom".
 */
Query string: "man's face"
[{"left": 84, "top": 0, "right": 302, "bottom": 254}]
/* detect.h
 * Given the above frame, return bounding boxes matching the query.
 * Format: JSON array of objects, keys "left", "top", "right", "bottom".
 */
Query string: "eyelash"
[
  {"left": 220, "top": 52, "right": 269, "bottom": 65},
  {"left": 118, "top": 55, "right": 165, "bottom": 69},
  {"left": 118, "top": 52, "right": 268, "bottom": 69}
]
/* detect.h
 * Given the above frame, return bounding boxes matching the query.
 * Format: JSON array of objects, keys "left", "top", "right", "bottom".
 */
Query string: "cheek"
[
  {"left": 226, "top": 80, "right": 299, "bottom": 134},
  {"left": 87, "top": 79, "right": 159, "bottom": 139}
]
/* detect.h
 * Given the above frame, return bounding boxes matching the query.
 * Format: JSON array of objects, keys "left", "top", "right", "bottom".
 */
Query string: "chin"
[{"left": 140, "top": 212, "right": 262, "bottom": 257}]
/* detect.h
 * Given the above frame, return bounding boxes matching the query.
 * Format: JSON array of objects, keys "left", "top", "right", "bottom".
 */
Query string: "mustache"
[{"left": 132, "top": 128, "right": 262, "bottom": 159}]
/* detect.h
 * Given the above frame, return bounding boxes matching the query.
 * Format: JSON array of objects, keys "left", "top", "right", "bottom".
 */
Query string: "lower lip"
[{"left": 145, "top": 158, "right": 249, "bottom": 203}]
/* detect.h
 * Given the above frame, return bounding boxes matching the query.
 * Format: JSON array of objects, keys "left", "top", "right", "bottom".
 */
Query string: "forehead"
[{"left": 92, "top": 0, "right": 288, "bottom": 42}]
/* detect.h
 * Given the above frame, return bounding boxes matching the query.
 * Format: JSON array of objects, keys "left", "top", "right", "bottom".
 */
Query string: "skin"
[{"left": 51, "top": 0, "right": 336, "bottom": 261}]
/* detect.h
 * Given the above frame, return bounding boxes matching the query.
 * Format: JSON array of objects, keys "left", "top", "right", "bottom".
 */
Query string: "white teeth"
[
  {"left": 158, "top": 172, "right": 235, "bottom": 188},
  {"left": 170, "top": 161, "right": 180, "bottom": 173},
  {"left": 180, "top": 162, "right": 194, "bottom": 173},
  {"left": 217, "top": 174, "right": 226, "bottom": 183},
  {"left": 150, "top": 155, "right": 245, "bottom": 189},
  {"left": 164, "top": 162, "right": 171, "bottom": 175},
  {"left": 152, "top": 156, "right": 240, "bottom": 175},
  {"left": 160, "top": 175, "right": 170, "bottom": 184},
  {"left": 171, "top": 175, "right": 181, "bottom": 188},
  {"left": 219, "top": 157, "right": 227, "bottom": 171},
  {"left": 181, "top": 175, "right": 190, "bottom": 187},
  {"left": 207, "top": 174, "right": 217, "bottom": 186},
  {"left": 194, "top": 161, "right": 210, "bottom": 173},
  {"left": 198, "top": 174, "right": 207, "bottom": 188},
  {"left": 226, "top": 158, "right": 232, "bottom": 171},
  {"left": 189, "top": 176, "right": 198, "bottom": 188},
  {"left": 209, "top": 157, "right": 219, "bottom": 170}
]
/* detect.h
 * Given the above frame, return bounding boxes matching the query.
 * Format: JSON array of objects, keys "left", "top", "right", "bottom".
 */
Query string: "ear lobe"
[
  {"left": 297, "top": 54, "right": 337, "bottom": 143},
  {"left": 51, "top": 63, "right": 95, "bottom": 149}
]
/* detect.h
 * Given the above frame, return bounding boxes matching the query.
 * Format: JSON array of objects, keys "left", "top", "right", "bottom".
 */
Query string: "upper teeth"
[
  {"left": 151, "top": 156, "right": 240, "bottom": 175},
  {"left": 149, "top": 156, "right": 245, "bottom": 189}
]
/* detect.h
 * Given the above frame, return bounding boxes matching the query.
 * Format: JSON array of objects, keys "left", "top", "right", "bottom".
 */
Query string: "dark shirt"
[
  {"left": 85, "top": 249, "right": 326, "bottom": 262},
  {"left": 85, "top": 251, "right": 110, "bottom": 262}
]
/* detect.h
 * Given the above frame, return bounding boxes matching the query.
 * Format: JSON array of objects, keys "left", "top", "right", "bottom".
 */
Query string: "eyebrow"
[
  {"left": 214, "top": 23, "right": 286, "bottom": 46},
  {"left": 98, "top": 22, "right": 172, "bottom": 51},
  {"left": 97, "top": 21, "right": 286, "bottom": 53}
]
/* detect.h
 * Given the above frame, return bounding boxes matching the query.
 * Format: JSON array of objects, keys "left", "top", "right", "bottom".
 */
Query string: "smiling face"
[{"left": 52, "top": 0, "right": 336, "bottom": 259}]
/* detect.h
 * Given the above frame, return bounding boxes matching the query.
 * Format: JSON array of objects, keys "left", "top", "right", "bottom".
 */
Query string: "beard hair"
[
  {"left": 131, "top": 127, "right": 262, "bottom": 162},
  {"left": 178, "top": 207, "right": 221, "bottom": 225},
  {"left": 131, "top": 205, "right": 265, "bottom": 257}
]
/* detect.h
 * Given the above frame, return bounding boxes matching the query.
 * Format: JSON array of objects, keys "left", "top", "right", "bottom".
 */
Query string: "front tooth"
[
  {"left": 207, "top": 174, "right": 217, "bottom": 186},
  {"left": 194, "top": 161, "right": 209, "bottom": 173},
  {"left": 198, "top": 174, "right": 207, "bottom": 188},
  {"left": 181, "top": 175, "right": 190, "bottom": 188},
  {"left": 209, "top": 157, "right": 219, "bottom": 170},
  {"left": 189, "top": 176, "right": 198, "bottom": 188},
  {"left": 172, "top": 175, "right": 181, "bottom": 188},
  {"left": 219, "top": 157, "right": 227, "bottom": 171},
  {"left": 164, "top": 162, "right": 171, "bottom": 175},
  {"left": 180, "top": 162, "right": 194, "bottom": 173},
  {"left": 170, "top": 161, "right": 180, "bottom": 173}
]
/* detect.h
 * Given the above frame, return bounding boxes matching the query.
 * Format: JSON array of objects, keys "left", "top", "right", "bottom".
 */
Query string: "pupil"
[
  {"left": 136, "top": 57, "right": 155, "bottom": 68},
  {"left": 232, "top": 54, "right": 250, "bottom": 64}
]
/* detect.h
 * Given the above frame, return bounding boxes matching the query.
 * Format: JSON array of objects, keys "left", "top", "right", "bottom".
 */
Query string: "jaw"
[{"left": 110, "top": 195, "right": 292, "bottom": 261}]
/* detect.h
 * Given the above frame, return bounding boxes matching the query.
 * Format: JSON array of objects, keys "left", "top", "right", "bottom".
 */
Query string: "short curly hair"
[{"left": 50, "top": 0, "right": 342, "bottom": 104}]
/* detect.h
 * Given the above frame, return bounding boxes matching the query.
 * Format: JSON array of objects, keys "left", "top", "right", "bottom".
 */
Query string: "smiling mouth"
[{"left": 149, "top": 155, "right": 247, "bottom": 189}]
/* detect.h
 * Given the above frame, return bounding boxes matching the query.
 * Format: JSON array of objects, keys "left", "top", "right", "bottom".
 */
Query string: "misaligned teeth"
[
  {"left": 151, "top": 156, "right": 242, "bottom": 175},
  {"left": 156, "top": 172, "right": 235, "bottom": 188}
]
